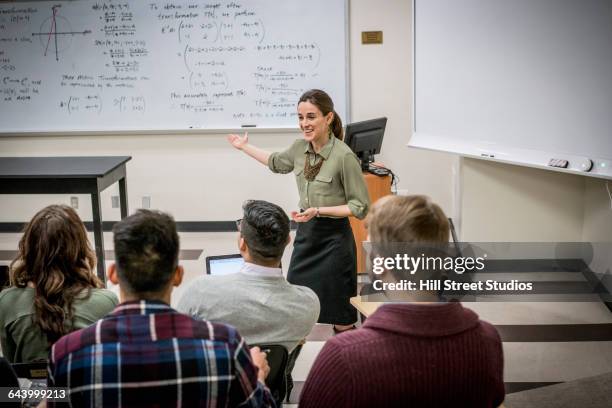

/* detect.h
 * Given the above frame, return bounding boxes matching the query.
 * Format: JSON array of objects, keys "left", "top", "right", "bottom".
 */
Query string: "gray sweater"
[{"left": 177, "top": 267, "right": 320, "bottom": 352}]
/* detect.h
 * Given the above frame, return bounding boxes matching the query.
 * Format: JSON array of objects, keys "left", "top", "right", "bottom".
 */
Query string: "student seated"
[
  {"left": 0, "top": 205, "right": 117, "bottom": 363},
  {"left": 299, "top": 195, "right": 505, "bottom": 408},
  {"left": 48, "top": 209, "right": 275, "bottom": 407},
  {"left": 178, "top": 200, "right": 320, "bottom": 352}
]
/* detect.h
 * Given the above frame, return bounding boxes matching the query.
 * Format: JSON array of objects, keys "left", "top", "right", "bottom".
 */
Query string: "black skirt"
[{"left": 287, "top": 216, "right": 357, "bottom": 325}]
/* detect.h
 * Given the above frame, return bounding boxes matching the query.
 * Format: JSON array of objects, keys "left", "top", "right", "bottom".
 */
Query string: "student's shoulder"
[
  {"left": 315, "top": 329, "right": 376, "bottom": 365},
  {"left": 0, "top": 286, "right": 19, "bottom": 302},
  {"left": 88, "top": 288, "right": 119, "bottom": 305},
  {"left": 0, "top": 286, "right": 31, "bottom": 300},
  {"left": 477, "top": 319, "right": 503, "bottom": 345},
  {"left": 182, "top": 274, "right": 239, "bottom": 296},
  {"left": 0, "top": 287, "right": 33, "bottom": 315},
  {"left": 71, "top": 288, "right": 117, "bottom": 317},
  {"left": 287, "top": 283, "right": 320, "bottom": 305},
  {"left": 186, "top": 314, "right": 245, "bottom": 346},
  {"left": 319, "top": 323, "right": 394, "bottom": 358},
  {"left": 0, "top": 288, "right": 17, "bottom": 321},
  {"left": 51, "top": 324, "right": 96, "bottom": 362}
]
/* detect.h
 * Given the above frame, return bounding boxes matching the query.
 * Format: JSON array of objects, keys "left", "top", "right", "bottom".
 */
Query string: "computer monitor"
[
  {"left": 205, "top": 254, "right": 244, "bottom": 275},
  {"left": 344, "top": 117, "right": 387, "bottom": 170}
]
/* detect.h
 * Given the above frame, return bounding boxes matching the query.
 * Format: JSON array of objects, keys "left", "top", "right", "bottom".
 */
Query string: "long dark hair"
[
  {"left": 10, "top": 205, "right": 102, "bottom": 344},
  {"left": 298, "top": 89, "right": 343, "bottom": 140}
]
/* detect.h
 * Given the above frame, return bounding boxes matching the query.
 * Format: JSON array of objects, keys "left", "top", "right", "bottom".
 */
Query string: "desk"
[
  {"left": 350, "top": 295, "right": 383, "bottom": 317},
  {"left": 0, "top": 156, "right": 131, "bottom": 281}
]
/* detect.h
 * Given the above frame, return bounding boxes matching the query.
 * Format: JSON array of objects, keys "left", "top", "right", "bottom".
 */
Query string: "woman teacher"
[{"left": 227, "top": 89, "right": 370, "bottom": 332}]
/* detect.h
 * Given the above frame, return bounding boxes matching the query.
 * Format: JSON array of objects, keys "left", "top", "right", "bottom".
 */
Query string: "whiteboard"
[
  {"left": 410, "top": 0, "right": 612, "bottom": 179},
  {"left": 0, "top": 0, "right": 348, "bottom": 133}
]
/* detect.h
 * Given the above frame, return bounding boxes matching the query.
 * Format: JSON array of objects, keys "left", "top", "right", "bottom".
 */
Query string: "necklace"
[{"left": 304, "top": 152, "right": 324, "bottom": 181}]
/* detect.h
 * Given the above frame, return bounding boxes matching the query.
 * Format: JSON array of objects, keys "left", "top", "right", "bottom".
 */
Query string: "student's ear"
[
  {"left": 239, "top": 236, "right": 248, "bottom": 252},
  {"left": 285, "top": 234, "right": 291, "bottom": 247},
  {"left": 108, "top": 263, "right": 119, "bottom": 285},
  {"left": 173, "top": 265, "right": 184, "bottom": 287},
  {"left": 326, "top": 111, "right": 334, "bottom": 126}
]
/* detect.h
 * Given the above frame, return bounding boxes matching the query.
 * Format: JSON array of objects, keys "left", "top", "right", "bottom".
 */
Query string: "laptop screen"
[{"left": 205, "top": 254, "right": 244, "bottom": 275}]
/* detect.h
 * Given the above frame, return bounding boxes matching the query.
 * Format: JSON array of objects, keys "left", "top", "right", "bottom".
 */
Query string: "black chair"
[
  {"left": 285, "top": 343, "right": 303, "bottom": 403},
  {"left": 251, "top": 344, "right": 289, "bottom": 406},
  {"left": 1, "top": 357, "right": 21, "bottom": 407},
  {"left": 1, "top": 357, "right": 20, "bottom": 386},
  {"left": 0, "top": 265, "right": 9, "bottom": 289},
  {"left": 11, "top": 360, "right": 48, "bottom": 380}
]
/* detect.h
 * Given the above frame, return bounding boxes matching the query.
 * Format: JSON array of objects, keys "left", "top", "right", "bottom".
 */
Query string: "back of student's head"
[
  {"left": 367, "top": 195, "right": 450, "bottom": 244},
  {"left": 112, "top": 209, "right": 179, "bottom": 295},
  {"left": 10, "top": 204, "right": 102, "bottom": 344},
  {"left": 239, "top": 200, "right": 290, "bottom": 264},
  {"left": 366, "top": 195, "right": 451, "bottom": 285}
]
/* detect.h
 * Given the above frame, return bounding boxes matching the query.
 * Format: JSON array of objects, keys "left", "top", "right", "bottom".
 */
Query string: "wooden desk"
[
  {"left": 349, "top": 173, "right": 392, "bottom": 273},
  {"left": 350, "top": 295, "right": 384, "bottom": 317},
  {"left": 0, "top": 156, "right": 131, "bottom": 282}
]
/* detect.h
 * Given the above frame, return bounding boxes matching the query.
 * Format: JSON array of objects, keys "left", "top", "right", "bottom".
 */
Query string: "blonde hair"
[{"left": 367, "top": 195, "right": 449, "bottom": 244}]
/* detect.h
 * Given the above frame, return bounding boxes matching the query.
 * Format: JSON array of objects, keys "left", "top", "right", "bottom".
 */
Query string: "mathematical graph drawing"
[{"left": 31, "top": 5, "right": 91, "bottom": 61}]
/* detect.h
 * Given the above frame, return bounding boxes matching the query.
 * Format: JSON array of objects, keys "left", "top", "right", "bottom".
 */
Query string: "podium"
[{"left": 349, "top": 173, "right": 392, "bottom": 273}]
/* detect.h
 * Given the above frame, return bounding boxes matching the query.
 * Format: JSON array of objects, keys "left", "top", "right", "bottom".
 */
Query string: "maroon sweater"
[{"left": 300, "top": 302, "right": 504, "bottom": 408}]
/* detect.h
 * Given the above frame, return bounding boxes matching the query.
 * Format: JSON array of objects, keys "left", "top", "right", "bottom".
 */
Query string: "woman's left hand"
[{"left": 291, "top": 208, "right": 318, "bottom": 222}]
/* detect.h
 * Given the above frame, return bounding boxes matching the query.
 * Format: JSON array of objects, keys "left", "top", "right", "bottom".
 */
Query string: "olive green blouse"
[
  {"left": 0, "top": 287, "right": 118, "bottom": 363},
  {"left": 268, "top": 136, "right": 370, "bottom": 219}
]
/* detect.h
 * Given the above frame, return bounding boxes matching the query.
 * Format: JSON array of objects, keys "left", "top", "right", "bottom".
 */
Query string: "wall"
[
  {"left": 582, "top": 178, "right": 612, "bottom": 292},
  {"left": 582, "top": 178, "right": 612, "bottom": 242},
  {"left": 349, "top": 0, "right": 457, "bottom": 215},
  {"left": 460, "top": 158, "right": 586, "bottom": 242},
  {"left": 0, "top": 132, "right": 297, "bottom": 221},
  {"left": 0, "top": 0, "right": 456, "bottom": 224},
  {"left": 460, "top": 158, "right": 611, "bottom": 244},
  {"left": 1, "top": 0, "right": 609, "bottom": 254},
  {"left": 459, "top": 159, "right": 612, "bottom": 297}
]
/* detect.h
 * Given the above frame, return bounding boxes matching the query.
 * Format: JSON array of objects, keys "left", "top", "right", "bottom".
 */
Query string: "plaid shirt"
[{"left": 48, "top": 300, "right": 275, "bottom": 408}]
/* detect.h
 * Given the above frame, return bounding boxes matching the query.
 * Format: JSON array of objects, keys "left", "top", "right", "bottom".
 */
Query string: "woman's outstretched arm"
[{"left": 227, "top": 132, "right": 271, "bottom": 166}]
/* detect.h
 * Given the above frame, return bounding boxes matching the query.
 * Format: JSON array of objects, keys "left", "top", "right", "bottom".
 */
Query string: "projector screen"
[{"left": 410, "top": 0, "right": 612, "bottom": 180}]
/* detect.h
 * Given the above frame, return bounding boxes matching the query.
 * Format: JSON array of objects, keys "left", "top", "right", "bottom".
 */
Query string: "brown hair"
[
  {"left": 298, "top": 89, "right": 343, "bottom": 140},
  {"left": 10, "top": 205, "right": 102, "bottom": 344},
  {"left": 367, "top": 195, "right": 450, "bottom": 244}
]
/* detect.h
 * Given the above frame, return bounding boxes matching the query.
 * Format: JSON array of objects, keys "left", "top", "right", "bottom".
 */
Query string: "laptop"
[{"left": 205, "top": 254, "right": 244, "bottom": 275}]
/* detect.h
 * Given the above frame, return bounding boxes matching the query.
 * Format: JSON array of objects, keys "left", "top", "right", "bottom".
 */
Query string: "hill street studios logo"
[
  {"left": 370, "top": 251, "right": 534, "bottom": 292},
  {"left": 371, "top": 252, "right": 533, "bottom": 292},
  {"left": 364, "top": 242, "right": 612, "bottom": 302},
  {"left": 365, "top": 243, "right": 542, "bottom": 299}
]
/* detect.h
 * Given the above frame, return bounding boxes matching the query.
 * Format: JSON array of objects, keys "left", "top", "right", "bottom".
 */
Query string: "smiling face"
[{"left": 298, "top": 101, "right": 333, "bottom": 144}]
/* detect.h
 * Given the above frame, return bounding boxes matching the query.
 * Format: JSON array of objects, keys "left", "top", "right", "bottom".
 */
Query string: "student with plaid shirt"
[{"left": 47, "top": 209, "right": 275, "bottom": 407}]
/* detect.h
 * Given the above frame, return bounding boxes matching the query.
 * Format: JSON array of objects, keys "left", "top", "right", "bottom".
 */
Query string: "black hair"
[
  {"left": 240, "top": 200, "right": 290, "bottom": 263},
  {"left": 112, "top": 209, "right": 179, "bottom": 294}
]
